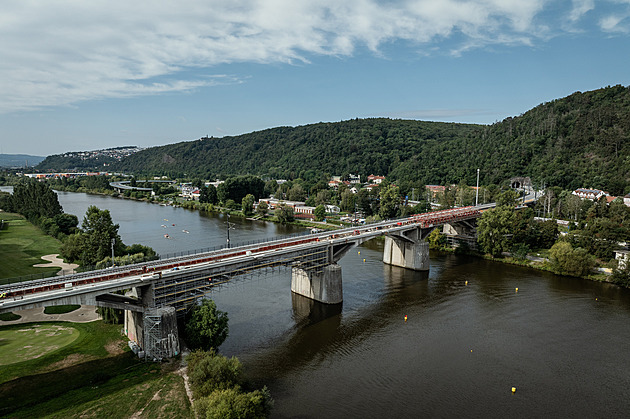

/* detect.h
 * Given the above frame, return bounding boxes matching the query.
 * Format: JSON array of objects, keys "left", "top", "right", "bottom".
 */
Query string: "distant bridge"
[{"left": 110, "top": 179, "right": 175, "bottom": 193}]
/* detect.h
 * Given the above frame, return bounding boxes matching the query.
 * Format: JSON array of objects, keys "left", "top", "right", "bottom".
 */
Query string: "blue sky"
[{"left": 1, "top": 0, "right": 629, "bottom": 156}]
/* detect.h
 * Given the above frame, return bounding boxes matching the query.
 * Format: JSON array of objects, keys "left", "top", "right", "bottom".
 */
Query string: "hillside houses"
[
  {"left": 571, "top": 188, "right": 630, "bottom": 207},
  {"left": 572, "top": 188, "right": 609, "bottom": 201}
]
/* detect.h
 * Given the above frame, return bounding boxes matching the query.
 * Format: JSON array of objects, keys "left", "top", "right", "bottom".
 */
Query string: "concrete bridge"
[{"left": 0, "top": 204, "right": 490, "bottom": 359}]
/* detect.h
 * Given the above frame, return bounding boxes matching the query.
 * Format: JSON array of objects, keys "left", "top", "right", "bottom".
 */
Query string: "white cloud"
[
  {"left": 569, "top": 0, "right": 595, "bottom": 22},
  {"left": 0, "top": 0, "right": 623, "bottom": 112}
]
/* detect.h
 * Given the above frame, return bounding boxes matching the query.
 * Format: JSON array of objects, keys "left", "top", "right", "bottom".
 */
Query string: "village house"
[
  {"left": 572, "top": 188, "right": 609, "bottom": 200},
  {"left": 328, "top": 180, "right": 341, "bottom": 189},
  {"left": 258, "top": 198, "right": 305, "bottom": 210},
  {"left": 180, "top": 183, "right": 201, "bottom": 200},
  {"left": 293, "top": 206, "right": 315, "bottom": 219},
  {"left": 367, "top": 175, "right": 385, "bottom": 184}
]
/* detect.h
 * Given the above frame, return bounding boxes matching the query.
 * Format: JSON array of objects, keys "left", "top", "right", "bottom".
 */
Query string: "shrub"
[
  {"left": 549, "top": 241, "right": 594, "bottom": 277},
  {"left": 188, "top": 350, "right": 243, "bottom": 399},
  {"left": 194, "top": 386, "right": 273, "bottom": 419}
]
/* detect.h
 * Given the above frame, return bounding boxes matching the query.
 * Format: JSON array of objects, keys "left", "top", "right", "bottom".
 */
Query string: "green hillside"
[{"left": 37, "top": 85, "right": 630, "bottom": 193}]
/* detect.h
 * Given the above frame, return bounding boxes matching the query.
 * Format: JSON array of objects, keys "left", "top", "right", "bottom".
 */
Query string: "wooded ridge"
[{"left": 37, "top": 85, "right": 630, "bottom": 193}]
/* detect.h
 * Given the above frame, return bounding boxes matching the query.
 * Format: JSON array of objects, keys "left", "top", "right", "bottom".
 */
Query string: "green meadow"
[{"left": 0, "top": 212, "right": 61, "bottom": 280}]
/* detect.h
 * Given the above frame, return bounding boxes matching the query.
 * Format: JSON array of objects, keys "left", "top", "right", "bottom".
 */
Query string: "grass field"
[
  {"left": 0, "top": 212, "right": 62, "bottom": 280},
  {"left": 0, "top": 321, "right": 191, "bottom": 418},
  {"left": 0, "top": 323, "right": 80, "bottom": 366}
]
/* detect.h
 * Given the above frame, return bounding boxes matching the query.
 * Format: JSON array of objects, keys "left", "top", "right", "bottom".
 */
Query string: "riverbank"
[
  {"left": 52, "top": 186, "right": 347, "bottom": 232},
  {"left": 478, "top": 251, "right": 614, "bottom": 284}
]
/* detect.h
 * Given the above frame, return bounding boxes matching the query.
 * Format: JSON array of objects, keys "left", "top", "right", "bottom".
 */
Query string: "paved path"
[
  {"left": 0, "top": 305, "right": 101, "bottom": 325},
  {"left": 33, "top": 253, "right": 79, "bottom": 276}
]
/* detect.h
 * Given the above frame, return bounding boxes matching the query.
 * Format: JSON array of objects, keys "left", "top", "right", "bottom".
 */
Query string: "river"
[{"left": 5, "top": 188, "right": 630, "bottom": 417}]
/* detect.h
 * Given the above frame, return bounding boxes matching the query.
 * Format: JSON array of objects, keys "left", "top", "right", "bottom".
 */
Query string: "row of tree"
[
  {"left": 0, "top": 180, "right": 79, "bottom": 239},
  {"left": 0, "top": 180, "right": 156, "bottom": 269}
]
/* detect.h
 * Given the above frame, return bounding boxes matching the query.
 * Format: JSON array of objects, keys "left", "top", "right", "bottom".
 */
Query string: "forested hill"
[
  {"left": 114, "top": 119, "right": 482, "bottom": 182},
  {"left": 38, "top": 85, "right": 630, "bottom": 193}
]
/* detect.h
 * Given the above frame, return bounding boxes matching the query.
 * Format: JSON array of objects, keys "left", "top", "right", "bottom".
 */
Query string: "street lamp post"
[
  {"left": 226, "top": 213, "right": 231, "bottom": 248},
  {"left": 475, "top": 168, "right": 480, "bottom": 206},
  {"left": 111, "top": 238, "right": 115, "bottom": 267}
]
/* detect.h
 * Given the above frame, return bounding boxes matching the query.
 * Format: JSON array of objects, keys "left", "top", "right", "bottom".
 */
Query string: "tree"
[
  {"left": 379, "top": 184, "right": 400, "bottom": 219},
  {"left": 315, "top": 190, "right": 331, "bottom": 206},
  {"left": 314, "top": 204, "right": 326, "bottom": 221},
  {"left": 339, "top": 190, "right": 355, "bottom": 212},
  {"left": 60, "top": 232, "right": 87, "bottom": 262},
  {"left": 275, "top": 204, "right": 294, "bottom": 224},
  {"left": 287, "top": 184, "right": 306, "bottom": 202},
  {"left": 256, "top": 201, "right": 268, "bottom": 217},
  {"left": 53, "top": 213, "right": 79, "bottom": 236},
  {"left": 477, "top": 205, "right": 515, "bottom": 257},
  {"left": 200, "top": 185, "right": 218, "bottom": 204},
  {"left": 218, "top": 176, "right": 265, "bottom": 203},
  {"left": 80, "top": 206, "right": 123, "bottom": 265},
  {"left": 241, "top": 194, "right": 255, "bottom": 215},
  {"left": 536, "top": 220, "right": 559, "bottom": 249},
  {"left": 356, "top": 189, "right": 374, "bottom": 217},
  {"left": 496, "top": 190, "right": 518, "bottom": 207},
  {"left": 549, "top": 241, "right": 594, "bottom": 277},
  {"left": 185, "top": 299, "right": 229, "bottom": 351},
  {"left": 427, "top": 228, "right": 446, "bottom": 250},
  {"left": 9, "top": 180, "right": 63, "bottom": 221},
  {"left": 125, "top": 243, "right": 157, "bottom": 260},
  {"left": 263, "top": 180, "right": 278, "bottom": 198}
]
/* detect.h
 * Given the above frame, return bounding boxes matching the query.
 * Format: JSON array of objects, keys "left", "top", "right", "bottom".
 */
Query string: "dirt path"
[
  {"left": 176, "top": 365, "right": 194, "bottom": 408},
  {"left": 33, "top": 253, "right": 79, "bottom": 276}
]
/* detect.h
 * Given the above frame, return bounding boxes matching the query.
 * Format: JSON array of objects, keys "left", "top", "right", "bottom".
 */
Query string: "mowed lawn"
[
  {"left": 0, "top": 324, "right": 80, "bottom": 366},
  {"left": 0, "top": 321, "right": 192, "bottom": 418},
  {"left": 0, "top": 212, "right": 61, "bottom": 279}
]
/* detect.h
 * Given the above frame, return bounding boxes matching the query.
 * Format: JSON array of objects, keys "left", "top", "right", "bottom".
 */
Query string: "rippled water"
[{"left": 213, "top": 241, "right": 630, "bottom": 418}]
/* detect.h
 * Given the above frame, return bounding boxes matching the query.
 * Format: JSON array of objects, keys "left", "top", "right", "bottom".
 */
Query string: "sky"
[{"left": 1, "top": 0, "right": 629, "bottom": 157}]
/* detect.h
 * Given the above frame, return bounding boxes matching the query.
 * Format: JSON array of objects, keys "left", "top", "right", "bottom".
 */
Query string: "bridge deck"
[{"left": 1, "top": 205, "right": 489, "bottom": 312}]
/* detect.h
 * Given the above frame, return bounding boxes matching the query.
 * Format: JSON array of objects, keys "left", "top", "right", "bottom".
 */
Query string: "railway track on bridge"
[{"left": 0, "top": 205, "right": 488, "bottom": 308}]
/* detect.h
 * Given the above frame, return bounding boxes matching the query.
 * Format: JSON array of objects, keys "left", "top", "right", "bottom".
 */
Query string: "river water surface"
[{"left": 7, "top": 189, "right": 630, "bottom": 417}]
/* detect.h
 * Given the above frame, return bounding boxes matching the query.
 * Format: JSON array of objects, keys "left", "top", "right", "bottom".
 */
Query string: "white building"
[
  {"left": 615, "top": 250, "right": 630, "bottom": 269},
  {"left": 572, "top": 188, "right": 609, "bottom": 201}
]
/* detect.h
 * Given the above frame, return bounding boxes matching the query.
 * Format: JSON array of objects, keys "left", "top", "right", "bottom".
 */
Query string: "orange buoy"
[{"left": 404, "top": 315, "right": 407, "bottom": 322}]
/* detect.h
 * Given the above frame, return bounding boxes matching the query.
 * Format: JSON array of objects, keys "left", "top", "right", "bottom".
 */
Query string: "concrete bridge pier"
[
  {"left": 383, "top": 236, "right": 429, "bottom": 271},
  {"left": 291, "top": 264, "right": 343, "bottom": 304}
]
